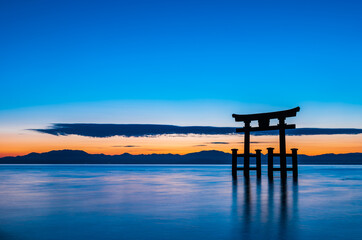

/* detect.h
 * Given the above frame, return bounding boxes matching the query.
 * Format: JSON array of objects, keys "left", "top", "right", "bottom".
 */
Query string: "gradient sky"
[{"left": 1, "top": 0, "right": 362, "bottom": 157}]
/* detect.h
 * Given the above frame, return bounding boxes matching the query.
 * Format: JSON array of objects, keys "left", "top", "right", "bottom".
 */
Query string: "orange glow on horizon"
[{"left": 0, "top": 131, "right": 361, "bottom": 158}]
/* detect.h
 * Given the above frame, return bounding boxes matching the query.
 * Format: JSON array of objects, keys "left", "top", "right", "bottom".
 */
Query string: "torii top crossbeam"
[
  {"left": 232, "top": 107, "right": 300, "bottom": 132},
  {"left": 232, "top": 107, "right": 300, "bottom": 122}
]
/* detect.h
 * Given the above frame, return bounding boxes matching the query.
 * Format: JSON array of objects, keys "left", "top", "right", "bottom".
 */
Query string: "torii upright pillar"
[
  {"left": 278, "top": 117, "right": 287, "bottom": 178},
  {"left": 243, "top": 120, "right": 251, "bottom": 176}
]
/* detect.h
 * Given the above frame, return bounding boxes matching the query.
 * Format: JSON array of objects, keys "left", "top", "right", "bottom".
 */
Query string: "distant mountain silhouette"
[{"left": 1, "top": 150, "right": 362, "bottom": 164}]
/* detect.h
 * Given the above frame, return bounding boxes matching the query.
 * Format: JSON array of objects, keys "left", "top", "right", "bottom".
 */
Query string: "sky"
[{"left": 1, "top": 0, "right": 362, "bottom": 157}]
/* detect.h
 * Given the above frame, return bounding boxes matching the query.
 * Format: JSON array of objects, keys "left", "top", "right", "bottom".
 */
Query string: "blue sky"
[
  {"left": 1, "top": 1, "right": 362, "bottom": 157},
  {"left": 1, "top": 0, "right": 362, "bottom": 111}
]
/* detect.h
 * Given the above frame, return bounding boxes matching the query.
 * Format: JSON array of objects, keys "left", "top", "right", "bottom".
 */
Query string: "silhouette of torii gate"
[{"left": 231, "top": 107, "right": 300, "bottom": 178}]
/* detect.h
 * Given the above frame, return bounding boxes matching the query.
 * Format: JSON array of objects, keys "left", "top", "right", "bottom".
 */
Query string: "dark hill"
[{"left": 1, "top": 150, "right": 362, "bottom": 164}]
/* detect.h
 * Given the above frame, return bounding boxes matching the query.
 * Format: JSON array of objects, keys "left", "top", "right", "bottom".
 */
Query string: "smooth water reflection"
[
  {"left": 0, "top": 165, "right": 361, "bottom": 240},
  {"left": 231, "top": 177, "right": 299, "bottom": 240}
]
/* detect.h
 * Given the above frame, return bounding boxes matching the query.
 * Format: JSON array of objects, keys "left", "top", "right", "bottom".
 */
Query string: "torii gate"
[{"left": 231, "top": 107, "right": 300, "bottom": 178}]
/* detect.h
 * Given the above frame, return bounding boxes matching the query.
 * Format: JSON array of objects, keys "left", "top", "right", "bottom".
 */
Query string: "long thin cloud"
[{"left": 31, "top": 123, "right": 362, "bottom": 138}]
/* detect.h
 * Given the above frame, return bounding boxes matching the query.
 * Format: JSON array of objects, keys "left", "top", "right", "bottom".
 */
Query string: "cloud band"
[{"left": 31, "top": 123, "right": 362, "bottom": 138}]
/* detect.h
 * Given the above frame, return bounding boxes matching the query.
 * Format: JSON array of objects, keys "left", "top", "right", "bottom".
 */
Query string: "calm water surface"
[{"left": 0, "top": 165, "right": 361, "bottom": 240}]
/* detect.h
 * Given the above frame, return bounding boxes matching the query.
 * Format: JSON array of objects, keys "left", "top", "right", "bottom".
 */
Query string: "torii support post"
[
  {"left": 232, "top": 149, "right": 238, "bottom": 178},
  {"left": 267, "top": 148, "right": 274, "bottom": 179},
  {"left": 255, "top": 149, "right": 262, "bottom": 178},
  {"left": 291, "top": 148, "right": 298, "bottom": 178}
]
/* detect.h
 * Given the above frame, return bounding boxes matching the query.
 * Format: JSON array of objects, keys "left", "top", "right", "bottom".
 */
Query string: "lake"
[{"left": 0, "top": 165, "right": 361, "bottom": 240}]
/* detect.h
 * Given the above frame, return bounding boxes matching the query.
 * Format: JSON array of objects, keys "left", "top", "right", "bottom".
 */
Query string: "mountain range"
[{"left": 1, "top": 150, "right": 362, "bottom": 164}]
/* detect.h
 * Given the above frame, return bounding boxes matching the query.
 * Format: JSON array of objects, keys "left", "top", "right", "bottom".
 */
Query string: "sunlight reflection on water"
[{"left": 0, "top": 165, "right": 361, "bottom": 240}]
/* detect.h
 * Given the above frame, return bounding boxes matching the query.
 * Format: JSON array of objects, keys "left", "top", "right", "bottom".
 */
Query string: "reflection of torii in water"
[
  {"left": 231, "top": 107, "right": 300, "bottom": 179},
  {"left": 231, "top": 177, "right": 299, "bottom": 240}
]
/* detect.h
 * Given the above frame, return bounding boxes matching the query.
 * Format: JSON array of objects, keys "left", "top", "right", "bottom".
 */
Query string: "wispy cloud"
[
  {"left": 113, "top": 145, "right": 140, "bottom": 148},
  {"left": 208, "top": 142, "right": 229, "bottom": 144},
  {"left": 32, "top": 123, "right": 362, "bottom": 138}
]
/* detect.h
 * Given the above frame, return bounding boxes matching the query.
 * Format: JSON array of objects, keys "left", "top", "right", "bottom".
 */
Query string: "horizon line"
[{"left": 2, "top": 148, "right": 362, "bottom": 159}]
